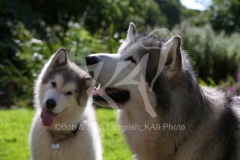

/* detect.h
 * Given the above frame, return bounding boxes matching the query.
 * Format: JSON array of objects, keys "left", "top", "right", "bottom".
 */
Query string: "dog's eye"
[
  {"left": 66, "top": 91, "right": 73, "bottom": 95},
  {"left": 51, "top": 82, "right": 56, "bottom": 87},
  {"left": 126, "top": 56, "right": 136, "bottom": 64}
]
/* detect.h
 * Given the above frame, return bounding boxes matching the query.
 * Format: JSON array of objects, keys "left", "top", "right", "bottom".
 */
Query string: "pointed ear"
[
  {"left": 127, "top": 22, "right": 138, "bottom": 41},
  {"left": 161, "top": 35, "right": 182, "bottom": 74},
  {"left": 50, "top": 48, "right": 68, "bottom": 67}
]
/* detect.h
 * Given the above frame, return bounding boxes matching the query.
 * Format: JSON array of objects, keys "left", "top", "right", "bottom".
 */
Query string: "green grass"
[
  {"left": 97, "top": 109, "right": 132, "bottom": 160},
  {"left": 0, "top": 108, "right": 132, "bottom": 160}
]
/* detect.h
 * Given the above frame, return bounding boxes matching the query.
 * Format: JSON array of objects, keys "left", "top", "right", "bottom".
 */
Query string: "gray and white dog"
[
  {"left": 85, "top": 23, "right": 240, "bottom": 160},
  {"left": 30, "top": 48, "right": 102, "bottom": 160}
]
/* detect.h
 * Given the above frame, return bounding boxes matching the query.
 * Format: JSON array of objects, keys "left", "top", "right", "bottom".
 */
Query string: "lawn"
[{"left": 0, "top": 108, "right": 132, "bottom": 160}]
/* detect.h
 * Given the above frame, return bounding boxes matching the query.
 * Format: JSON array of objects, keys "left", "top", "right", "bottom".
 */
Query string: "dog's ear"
[
  {"left": 50, "top": 48, "right": 68, "bottom": 67},
  {"left": 161, "top": 36, "right": 182, "bottom": 76},
  {"left": 127, "top": 22, "right": 138, "bottom": 41}
]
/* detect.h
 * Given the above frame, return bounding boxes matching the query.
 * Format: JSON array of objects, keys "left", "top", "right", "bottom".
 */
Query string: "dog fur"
[
  {"left": 85, "top": 23, "right": 240, "bottom": 160},
  {"left": 29, "top": 48, "right": 102, "bottom": 160}
]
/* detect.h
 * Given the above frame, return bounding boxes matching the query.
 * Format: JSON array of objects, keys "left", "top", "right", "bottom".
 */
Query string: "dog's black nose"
[
  {"left": 46, "top": 99, "right": 56, "bottom": 109},
  {"left": 85, "top": 56, "right": 101, "bottom": 65}
]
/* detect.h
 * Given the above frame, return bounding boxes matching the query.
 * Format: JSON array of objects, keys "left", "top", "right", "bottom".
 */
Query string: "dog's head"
[
  {"left": 85, "top": 23, "right": 186, "bottom": 113},
  {"left": 35, "top": 48, "right": 93, "bottom": 126}
]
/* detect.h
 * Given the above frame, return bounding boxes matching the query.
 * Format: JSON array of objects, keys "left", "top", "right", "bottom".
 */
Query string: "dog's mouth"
[
  {"left": 92, "top": 87, "right": 130, "bottom": 104},
  {"left": 41, "top": 109, "right": 58, "bottom": 127}
]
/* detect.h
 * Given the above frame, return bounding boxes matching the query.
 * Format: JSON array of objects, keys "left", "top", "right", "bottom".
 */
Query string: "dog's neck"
[
  {"left": 48, "top": 122, "right": 81, "bottom": 143},
  {"left": 119, "top": 108, "right": 190, "bottom": 160},
  {"left": 45, "top": 109, "right": 85, "bottom": 143}
]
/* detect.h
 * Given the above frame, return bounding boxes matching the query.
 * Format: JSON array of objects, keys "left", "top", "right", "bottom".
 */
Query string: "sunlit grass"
[
  {"left": 97, "top": 108, "right": 132, "bottom": 160},
  {"left": 0, "top": 108, "right": 132, "bottom": 160},
  {"left": 0, "top": 109, "right": 33, "bottom": 160}
]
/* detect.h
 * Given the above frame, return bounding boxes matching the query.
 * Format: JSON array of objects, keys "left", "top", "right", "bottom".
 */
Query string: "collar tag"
[{"left": 52, "top": 143, "right": 60, "bottom": 149}]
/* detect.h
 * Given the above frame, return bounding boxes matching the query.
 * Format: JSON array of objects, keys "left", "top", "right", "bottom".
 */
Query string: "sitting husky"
[
  {"left": 85, "top": 23, "right": 240, "bottom": 160},
  {"left": 29, "top": 48, "right": 102, "bottom": 160}
]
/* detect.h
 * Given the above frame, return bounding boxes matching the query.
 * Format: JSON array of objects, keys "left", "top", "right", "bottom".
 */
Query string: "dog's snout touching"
[
  {"left": 85, "top": 56, "right": 101, "bottom": 65},
  {"left": 46, "top": 99, "right": 56, "bottom": 109}
]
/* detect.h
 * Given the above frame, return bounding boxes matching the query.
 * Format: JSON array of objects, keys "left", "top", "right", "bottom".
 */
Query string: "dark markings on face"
[
  {"left": 41, "top": 63, "right": 87, "bottom": 106},
  {"left": 41, "top": 78, "right": 48, "bottom": 84},
  {"left": 123, "top": 34, "right": 171, "bottom": 111}
]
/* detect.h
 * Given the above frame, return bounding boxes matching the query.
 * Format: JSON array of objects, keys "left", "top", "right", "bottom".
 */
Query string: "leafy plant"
[
  {"left": 1, "top": 23, "right": 107, "bottom": 107},
  {"left": 220, "top": 72, "right": 240, "bottom": 95},
  {"left": 172, "top": 22, "right": 240, "bottom": 84}
]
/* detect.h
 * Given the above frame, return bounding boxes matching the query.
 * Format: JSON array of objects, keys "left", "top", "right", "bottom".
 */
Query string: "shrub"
[
  {"left": 172, "top": 22, "right": 240, "bottom": 84},
  {"left": 220, "top": 72, "right": 240, "bottom": 95},
  {"left": 1, "top": 23, "right": 107, "bottom": 107}
]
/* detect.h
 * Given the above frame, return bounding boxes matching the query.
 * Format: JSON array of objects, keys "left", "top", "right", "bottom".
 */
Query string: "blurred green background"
[
  {"left": 0, "top": 0, "right": 240, "bottom": 159},
  {"left": 0, "top": 0, "right": 240, "bottom": 107}
]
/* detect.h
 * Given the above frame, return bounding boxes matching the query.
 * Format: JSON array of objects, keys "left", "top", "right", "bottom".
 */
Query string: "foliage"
[
  {"left": 0, "top": 108, "right": 131, "bottom": 160},
  {"left": 172, "top": 22, "right": 240, "bottom": 84},
  {"left": 0, "top": 0, "right": 171, "bottom": 107},
  {"left": 220, "top": 72, "right": 240, "bottom": 95},
  {"left": 155, "top": 0, "right": 182, "bottom": 29},
  {"left": 191, "top": 0, "right": 240, "bottom": 34},
  {"left": 0, "top": 23, "right": 107, "bottom": 106},
  {"left": 84, "top": 0, "right": 167, "bottom": 34},
  {"left": 1, "top": 0, "right": 240, "bottom": 107},
  {"left": 155, "top": 0, "right": 200, "bottom": 29},
  {"left": 206, "top": 0, "right": 240, "bottom": 34},
  {"left": 0, "top": 0, "right": 167, "bottom": 53}
]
